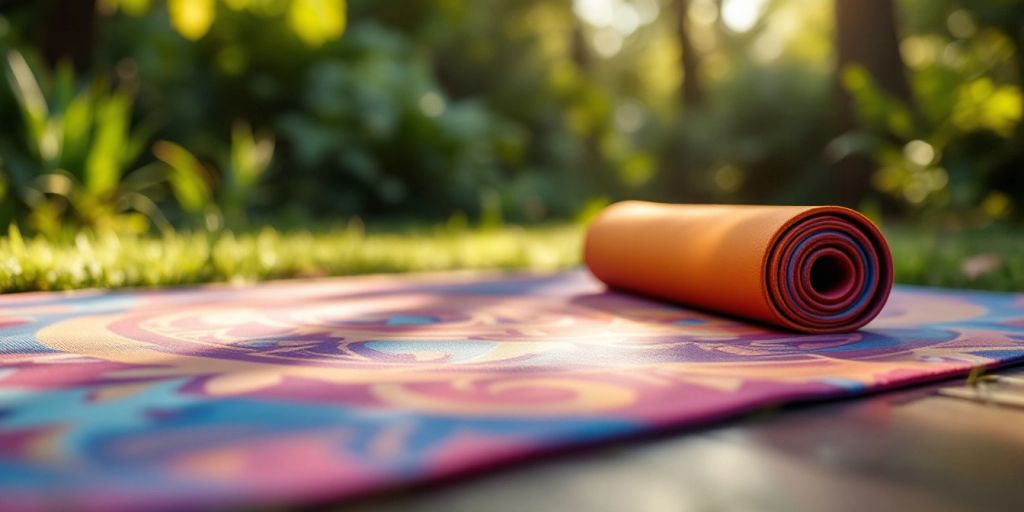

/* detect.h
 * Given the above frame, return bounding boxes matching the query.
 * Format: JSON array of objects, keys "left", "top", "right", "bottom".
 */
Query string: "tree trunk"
[
  {"left": 674, "top": 0, "right": 703, "bottom": 108},
  {"left": 570, "top": 15, "right": 591, "bottom": 71},
  {"left": 42, "top": 0, "right": 97, "bottom": 72},
  {"left": 832, "top": 0, "right": 912, "bottom": 207}
]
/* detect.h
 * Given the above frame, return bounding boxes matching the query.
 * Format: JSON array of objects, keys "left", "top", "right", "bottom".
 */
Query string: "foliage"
[
  {"left": 151, "top": 124, "right": 275, "bottom": 226},
  {"left": 837, "top": 0, "right": 1024, "bottom": 222},
  {"left": 1, "top": 50, "right": 171, "bottom": 235},
  {"left": 102, "top": 0, "right": 347, "bottom": 46},
  {"left": 1, "top": 0, "right": 1023, "bottom": 236},
  {"left": 0, "top": 223, "right": 582, "bottom": 292},
  {"left": 0, "top": 46, "right": 281, "bottom": 235},
  {"left": 151, "top": 140, "right": 213, "bottom": 219},
  {"left": 222, "top": 122, "right": 275, "bottom": 223},
  {"left": 655, "top": 59, "right": 833, "bottom": 204},
  {"left": 885, "top": 224, "right": 1024, "bottom": 291}
]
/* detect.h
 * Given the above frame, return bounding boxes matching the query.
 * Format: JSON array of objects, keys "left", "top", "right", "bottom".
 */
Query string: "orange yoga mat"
[{"left": 583, "top": 201, "right": 893, "bottom": 333}]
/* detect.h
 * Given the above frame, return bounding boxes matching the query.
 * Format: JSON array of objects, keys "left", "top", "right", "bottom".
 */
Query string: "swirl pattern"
[
  {"left": 0, "top": 270, "right": 1022, "bottom": 510},
  {"left": 766, "top": 211, "right": 893, "bottom": 332}
]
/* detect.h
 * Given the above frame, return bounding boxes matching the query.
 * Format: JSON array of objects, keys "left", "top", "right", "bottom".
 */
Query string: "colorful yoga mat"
[{"left": 1, "top": 271, "right": 1023, "bottom": 510}]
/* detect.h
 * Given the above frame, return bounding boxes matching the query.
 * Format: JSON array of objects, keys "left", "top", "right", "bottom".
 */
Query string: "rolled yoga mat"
[{"left": 583, "top": 201, "right": 894, "bottom": 333}]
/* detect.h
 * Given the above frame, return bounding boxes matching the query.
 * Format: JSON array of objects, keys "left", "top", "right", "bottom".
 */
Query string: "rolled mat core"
[{"left": 583, "top": 201, "right": 893, "bottom": 333}]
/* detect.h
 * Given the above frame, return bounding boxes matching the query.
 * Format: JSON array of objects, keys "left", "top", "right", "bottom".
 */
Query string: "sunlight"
[
  {"left": 573, "top": 0, "right": 660, "bottom": 57},
  {"left": 573, "top": 0, "right": 632, "bottom": 57},
  {"left": 593, "top": 28, "right": 624, "bottom": 57},
  {"left": 573, "top": 0, "right": 646, "bottom": 35},
  {"left": 721, "top": 0, "right": 767, "bottom": 32},
  {"left": 573, "top": 0, "right": 616, "bottom": 28}
]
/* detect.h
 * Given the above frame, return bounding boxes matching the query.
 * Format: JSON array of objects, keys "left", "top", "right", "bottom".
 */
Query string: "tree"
[
  {"left": 674, "top": 0, "right": 703, "bottom": 108},
  {"left": 832, "top": 0, "right": 912, "bottom": 206},
  {"left": 35, "top": 0, "right": 96, "bottom": 72}
]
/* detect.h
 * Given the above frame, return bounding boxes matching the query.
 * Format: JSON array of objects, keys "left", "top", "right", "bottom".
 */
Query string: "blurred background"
[{"left": 0, "top": 0, "right": 1022, "bottom": 291}]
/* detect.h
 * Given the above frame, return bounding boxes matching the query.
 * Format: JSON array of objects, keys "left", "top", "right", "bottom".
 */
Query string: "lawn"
[
  {"left": 0, "top": 223, "right": 583, "bottom": 293},
  {"left": 884, "top": 225, "right": 1024, "bottom": 291},
  {"left": 0, "top": 223, "right": 1021, "bottom": 293}
]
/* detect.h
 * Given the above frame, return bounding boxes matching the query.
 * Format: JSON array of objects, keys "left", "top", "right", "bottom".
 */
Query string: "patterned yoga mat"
[{"left": 2, "top": 271, "right": 1023, "bottom": 510}]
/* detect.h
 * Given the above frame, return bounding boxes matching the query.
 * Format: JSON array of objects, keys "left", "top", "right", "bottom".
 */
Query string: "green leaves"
[
  {"left": 841, "top": 65, "right": 915, "bottom": 139},
  {"left": 5, "top": 51, "right": 54, "bottom": 164},
  {"left": 220, "top": 122, "right": 275, "bottom": 223},
  {"left": 168, "top": 0, "right": 216, "bottom": 40},
  {"left": 1, "top": 50, "right": 214, "bottom": 235},
  {"left": 951, "top": 78, "right": 1022, "bottom": 138},
  {"left": 160, "top": 0, "right": 348, "bottom": 46},
  {"left": 61, "top": 86, "right": 96, "bottom": 167},
  {"left": 288, "top": 0, "right": 347, "bottom": 47},
  {"left": 84, "top": 91, "right": 134, "bottom": 197},
  {"left": 152, "top": 141, "right": 212, "bottom": 215},
  {"left": 229, "top": 121, "right": 274, "bottom": 191}
]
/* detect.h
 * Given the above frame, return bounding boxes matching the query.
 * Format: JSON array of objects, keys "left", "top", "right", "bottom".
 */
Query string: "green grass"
[
  {"left": 0, "top": 223, "right": 1021, "bottom": 293},
  {"left": 884, "top": 225, "right": 1024, "bottom": 292},
  {"left": 0, "top": 223, "right": 583, "bottom": 293}
]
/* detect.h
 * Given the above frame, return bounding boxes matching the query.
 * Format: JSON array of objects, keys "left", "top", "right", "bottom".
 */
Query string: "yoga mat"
[
  {"left": 1, "top": 271, "right": 1023, "bottom": 511},
  {"left": 585, "top": 201, "right": 893, "bottom": 333}
]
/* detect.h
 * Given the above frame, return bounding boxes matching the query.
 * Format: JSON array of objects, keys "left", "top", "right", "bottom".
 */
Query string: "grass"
[
  {"left": 0, "top": 222, "right": 1021, "bottom": 293},
  {"left": 884, "top": 225, "right": 1024, "bottom": 291},
  {"left": 0, "top": 223, "right": 583, "bottom": 293}
]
